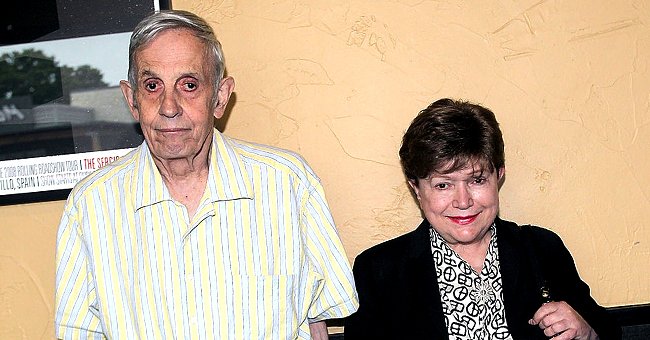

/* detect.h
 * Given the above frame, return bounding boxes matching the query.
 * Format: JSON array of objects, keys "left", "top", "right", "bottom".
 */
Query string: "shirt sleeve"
[
  {"left": 301, "top": 179, "right": 359, "bottom": 321},
  {"left": 55, "top": 203, "right": 105, "bottom": 339}
]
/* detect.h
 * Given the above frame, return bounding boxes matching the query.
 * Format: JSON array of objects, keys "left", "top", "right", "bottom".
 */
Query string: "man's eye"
[
  {"left": 183, "top": 82, "right": 197, "bottom": 91},
  {"left": 145, "top": 82, "right": 158, "bottom": 91}
]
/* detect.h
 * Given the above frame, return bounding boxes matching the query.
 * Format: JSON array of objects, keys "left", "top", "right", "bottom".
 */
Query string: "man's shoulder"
[
  {"left": 67, "top": 147, "right": 140, "bottom": 204},
  {"left": 225, "top": 136, "right": 316, "bottom": 179},
  {"left": 228, "top": 137, "right": 306, "bottom": 165}
]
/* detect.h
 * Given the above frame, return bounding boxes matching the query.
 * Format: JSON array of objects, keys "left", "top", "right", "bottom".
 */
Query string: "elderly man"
[{"left": 55, "top": 10, "right": 358, "bottom": 339}]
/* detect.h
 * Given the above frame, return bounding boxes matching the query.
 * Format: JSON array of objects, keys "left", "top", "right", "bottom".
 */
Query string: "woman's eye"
[
  {"left": 434, "top": 183, "right": 449, "bottom": 190},
  {"left": 474, "top": 177, "right": 486, "bottom": 184}
]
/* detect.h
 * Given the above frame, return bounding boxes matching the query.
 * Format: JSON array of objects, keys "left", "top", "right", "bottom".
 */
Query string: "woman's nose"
[{"left": 452, "top": 185, "right": 474, "bottom": 209}]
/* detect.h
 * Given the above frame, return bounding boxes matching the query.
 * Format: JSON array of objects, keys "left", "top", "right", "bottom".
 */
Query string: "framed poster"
[{"left": 0, "top": 0, "right": 171, "bottom": 205}]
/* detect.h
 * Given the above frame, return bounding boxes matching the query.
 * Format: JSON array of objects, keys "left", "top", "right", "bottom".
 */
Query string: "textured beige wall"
[
  {"left": 2, "top": 0, "right": 649, "bottom": 338},
  {"left": 0, "top": 201, "right": 62, "bottom": 338}
]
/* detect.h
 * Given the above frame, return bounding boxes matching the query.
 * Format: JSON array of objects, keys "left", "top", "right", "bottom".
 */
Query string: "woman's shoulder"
[
  {"left": 496, "top": 218, "right": 565, "bottom": 247},
  {"left": 354, "top": 220, "right": 430, "bottom": 267}
]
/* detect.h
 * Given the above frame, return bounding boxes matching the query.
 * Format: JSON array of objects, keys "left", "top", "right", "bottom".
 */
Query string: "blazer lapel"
[
  {"left": 497, "top": 219, "right": 521, "bottom": 311},
  {"left": 404, "top": 220, "right": 449, "bottom": 339},
  {"left": 496, "top": 218, "right": 542, "bottom": 339}
]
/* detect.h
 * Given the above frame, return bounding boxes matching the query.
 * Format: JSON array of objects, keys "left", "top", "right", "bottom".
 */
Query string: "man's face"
[
  {"left": 121, "top": 28, "right": 232, "bottom": 162},
  {"left": 409, "top": 164, "right": 503, "bottom": 248}
]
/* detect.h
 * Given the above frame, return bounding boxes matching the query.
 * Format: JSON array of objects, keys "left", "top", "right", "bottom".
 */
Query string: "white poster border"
[{"left": 0, "top": 148, "right": 133, "bottom": 196}]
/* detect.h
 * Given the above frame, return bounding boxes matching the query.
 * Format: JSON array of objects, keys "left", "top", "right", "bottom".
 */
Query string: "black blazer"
[{"left": 345, "top": 218, "right": 621, "bottom": 340}]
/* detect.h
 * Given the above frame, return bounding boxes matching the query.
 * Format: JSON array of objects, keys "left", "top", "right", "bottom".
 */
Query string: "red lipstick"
[{"left": 448, "top": 213, "right": 479, "bottom": 225}]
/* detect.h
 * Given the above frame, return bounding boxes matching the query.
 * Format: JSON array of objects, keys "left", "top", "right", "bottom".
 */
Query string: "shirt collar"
[
  {"left": 429, "top": 222, "right": 499, "bottom": 273},
  {"left": 132, "top": 130, "right": 254, "bottom": 210},
  {"left": 205, "top": 130, "right": 254, "bottom": 202}
]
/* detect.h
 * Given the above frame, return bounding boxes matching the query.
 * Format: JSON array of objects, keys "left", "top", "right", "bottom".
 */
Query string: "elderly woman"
[{"left": 345, "top": 98, "right": 620, "bottom": 340}]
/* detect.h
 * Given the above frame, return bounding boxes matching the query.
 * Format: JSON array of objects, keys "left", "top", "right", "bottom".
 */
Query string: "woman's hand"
[{"left": 528, "top": 301, "right": 599, "bottom": 340}]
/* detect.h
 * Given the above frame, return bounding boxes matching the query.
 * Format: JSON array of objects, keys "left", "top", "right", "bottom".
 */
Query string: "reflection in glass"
[{"left": 0, "top": 33, "right": 143, "bottom": 161}]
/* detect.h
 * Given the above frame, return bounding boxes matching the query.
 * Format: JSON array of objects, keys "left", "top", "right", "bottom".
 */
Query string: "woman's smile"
[{"left": 448, "top": 213, "right": 480, "bottom": 225}]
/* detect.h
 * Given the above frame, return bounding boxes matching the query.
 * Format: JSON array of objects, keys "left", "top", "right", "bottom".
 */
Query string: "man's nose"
[{"left": 160, "top": 89, "right": 180, "bottom": 118}]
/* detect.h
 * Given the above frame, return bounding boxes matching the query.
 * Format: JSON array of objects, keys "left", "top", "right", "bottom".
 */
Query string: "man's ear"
[
  {"left": 213, "top": 76, "right": 235, "bottom": 119},
  {"left": 120, "top": 80, "right": 140, "bottom": 122}
]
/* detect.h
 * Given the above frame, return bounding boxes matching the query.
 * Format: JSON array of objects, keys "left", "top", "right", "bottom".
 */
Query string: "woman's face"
[{"left": 409, "top": 163, "right": 504, "bottom": 248}]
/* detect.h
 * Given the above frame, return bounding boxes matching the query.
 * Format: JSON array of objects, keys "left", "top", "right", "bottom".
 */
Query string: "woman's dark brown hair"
[{"left": 399, "top": 98, "right": 505, "bottom": 182}]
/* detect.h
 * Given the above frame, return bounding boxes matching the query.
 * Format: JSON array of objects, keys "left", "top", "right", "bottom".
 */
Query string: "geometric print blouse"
[{"left": 429, "top": 224, "right": 514, "bottom": 340}]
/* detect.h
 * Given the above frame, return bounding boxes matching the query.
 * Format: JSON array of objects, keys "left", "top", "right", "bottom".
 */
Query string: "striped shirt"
[{"left": 55, "top": 130, "right": 359, "bottom": 339}]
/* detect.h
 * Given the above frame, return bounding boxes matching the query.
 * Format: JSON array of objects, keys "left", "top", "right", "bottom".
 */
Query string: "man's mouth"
[{"left": 157, "top": 127, "right": 189, "bottom": 133}]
